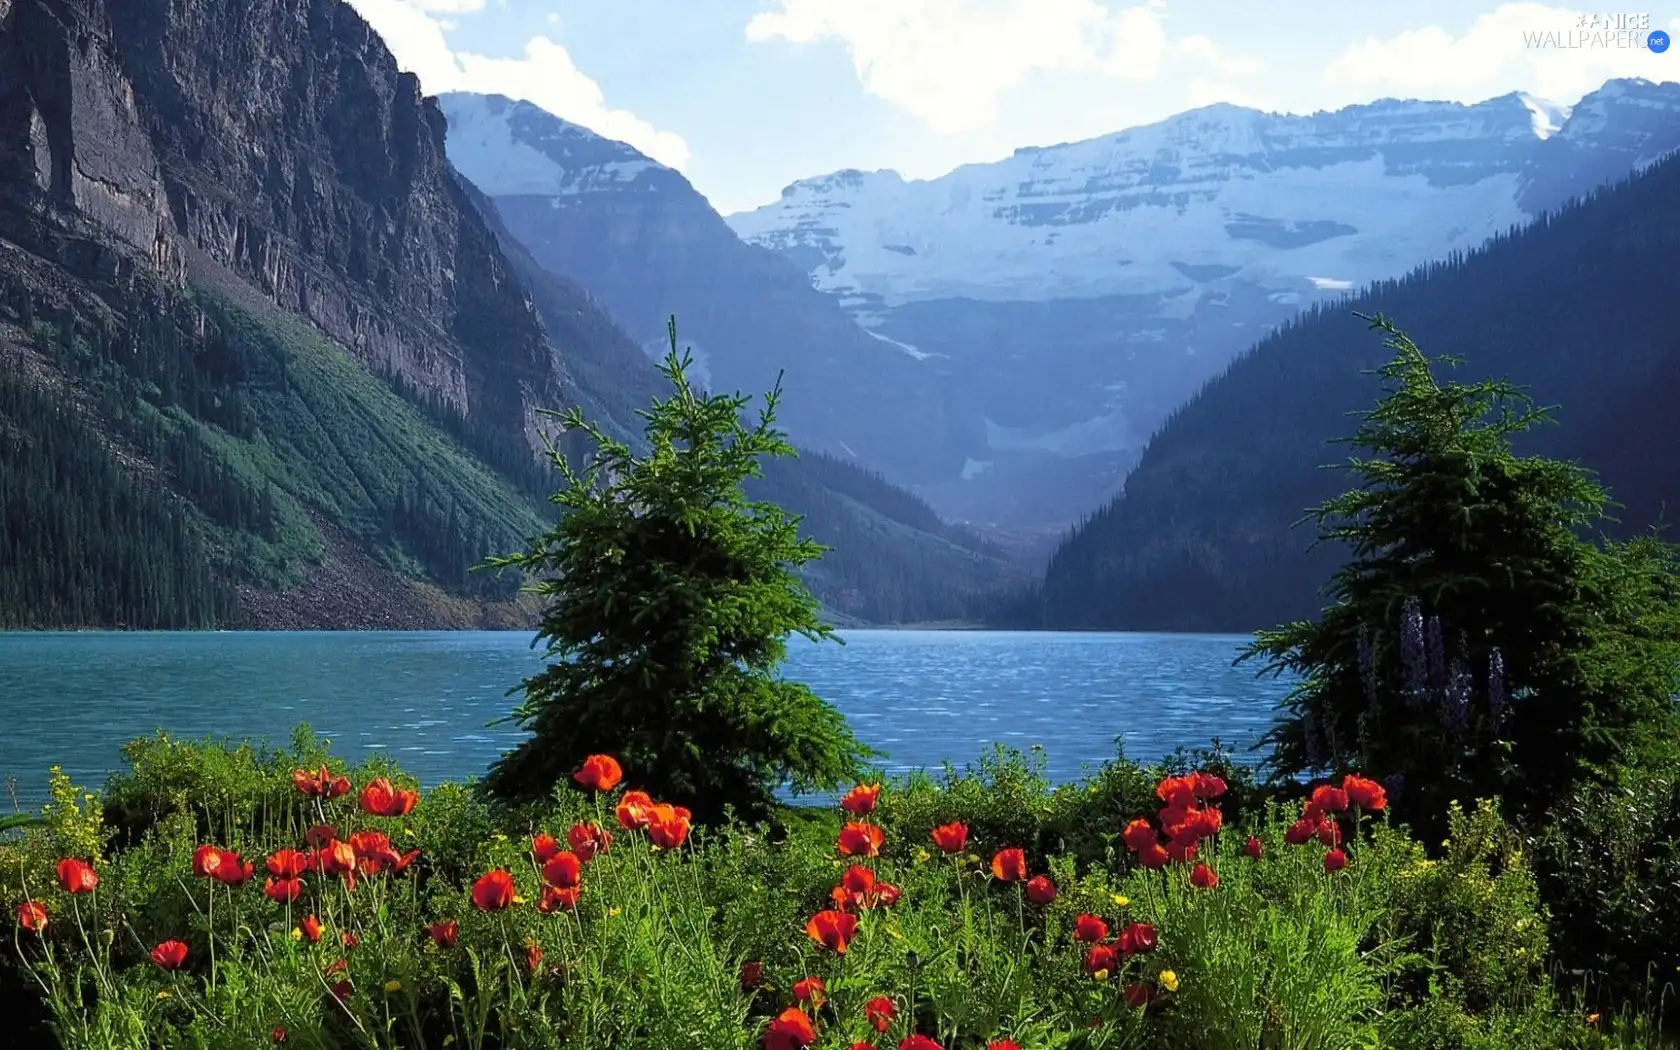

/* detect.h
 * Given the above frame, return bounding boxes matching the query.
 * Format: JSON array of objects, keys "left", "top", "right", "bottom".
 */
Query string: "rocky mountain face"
[
  {"left": 729, "top": 79, "right": 1680, "bottom": 525},
  {"left": 435, "top": 92, "right": 967, "bottom": 487},
  {"left": 0, "top": 0, "right": 577, "bottom": 458}
]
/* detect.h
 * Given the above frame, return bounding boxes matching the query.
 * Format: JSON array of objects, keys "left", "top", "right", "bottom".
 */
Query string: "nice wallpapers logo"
[{"left": 1522, "top": 13, "right": 1670, "bottom": 51}]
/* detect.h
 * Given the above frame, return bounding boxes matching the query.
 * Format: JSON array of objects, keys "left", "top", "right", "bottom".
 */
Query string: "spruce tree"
[
  {"left": 1244, "top": 314, "right": 1680, "bottom": 827},
  {"left": 482, "top": 318, "right": 873, "bottom": 822}
]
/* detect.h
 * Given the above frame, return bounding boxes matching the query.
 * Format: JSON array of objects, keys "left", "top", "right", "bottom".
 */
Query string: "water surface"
[{"left": 0, "top": 630, "right": 1289, "bottom": 809}]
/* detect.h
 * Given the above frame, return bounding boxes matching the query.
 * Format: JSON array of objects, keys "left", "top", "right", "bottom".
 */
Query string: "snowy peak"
[
  {"left": 436, "top": 92, "right": 669, "bottom": 197},
  {"left": 1554, "top": 77, "right": 1680, "bottom": 146}
]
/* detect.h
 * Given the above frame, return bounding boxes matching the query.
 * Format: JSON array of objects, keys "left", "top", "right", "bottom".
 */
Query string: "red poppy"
[
  {"left": 341, "top": 931, "right": 359, "bottom": 948},
  {"left": 876, "top": 882, "right": 902, "bottom": 906},
  {"left": 428, "top": 920, "right": 459, "bottom": 948},
  {"left": 1316, "top": 820, "right": 1343, "bottom": 847},
  {"left": 739, "top": 960, "right": 764, "bottom": 989},
  {"left": 272, "top": 1027, "right": 287, "bottom": 1043},
  {"left": 840, "top": 783, "right": 881, "bottom": 816},
  {"left": 1121, "top": 819, "right": 1157, "bottom": 853},
  {"left": 320, "top": 839, "right": 357, "bottom": 876},
  {"left": 1155, "top": 775, "right": 1195, "bottom": 807},
  {"left": 1284, "top": 818, "right": 1318, "bottom": 845},
  {"left": 764, "top": 1007, "right": 817, "bottom": 1050},
  {"left": 793, "top": 975, "right": 825, "bottom": 1005},
  {"left": 1189, "top": 862, "right": 1219, "bottom": 889},
  {"left": 1122, "top": 983, "right": 1153, "bottom": 1008},
  {"left": 1191, "top": 771, "right": 1228, "bottom": 799},
  {"left": 217, "top": 854, "right": 256, "bottom": 887},
  {"left": 538, "top": 885, "right": 581, "bottom": 913},
  {"left": 531, "top": 834, "right": 562, "bottom": 864},
  {"left": 1244, "top": 835, "right": 1264, "bottom": 860},
  {"left": 866, "top": 995, "right": 895, "bottom": 1032},
  {"left": 300, "top": 914, "right": 323, "bottom": 944},
  {"left": 990, "top": 848, "right": 1028, "bottom": 882},
  {"left": 541, "top": 851, "right": 583, "bottom": 889},
  {"left": 838, "top": 821, "right": 885, "bottom": 857},
  {"left": 16, "top": 901, "right": 47, "bottom": 933},
  {"left": 573, "top": 754, "right": 624, "bottom": 792},
  {"left": 302, "top": 824, "right": 336, "bottom": 850},
  {"left": 389, "top": 848, "right": 421, "bottom": 875},
  {"left": 989, "top": 1043, "right": 1024, "bottom": 1050},
  {"left": 264, "top": 877, "right": 303, "bottom": 904},
  {"left": 267, "top": 848, "right": 310, "bottom": 880},
  {"left": 1025, "top": 875, "right": 1057, "bottom": 903},
  {"left": 1136, "top": 842, "right": 1171, "bottom": 869},
  {"left": 849, "top": 1044, "right": 875, "bottom": 1050},
  {"left": 615, "top": 790, "right": 656, "bottom": 830},
  {"left": 358, "top": 778, "right": 418, "bottom": 817},
  {"left": 55, "top": 858, "right": 98, "bottom": 895},
  {"left": 929, "top": 822, "right": 968, "bottom": 853},
  {"left": 900, "top": 1037, "right": 944, "bottom": 1050},
  {"left": 1343, "top": 774, "right": 1387, "bottom": 812},
  {"left": 567, "top": 822, "right": 613, "bottom": 861},
  {"left": 1164, "top": 837, "right": 1197, "bottom": 864},
  {"left": 525, "top": 941, "right": 543, "bottom": 973},
  {"left": 1185, "top": 806, "right": 1223, "bottom": 838},
  {"left": 1075, "top": 912, "right": 1111, "bottom": 941},
  {"left": 1310, "top": 784, "right": 1349, "bottom": 815},
  {"left": 291, "top": 766, "right": 348, "bottom": 798},
  {"left": 805, "top": 909, "right": 860, "bottom": 954},
  {"left": 1085, "top": 943, "right": 1119, "bottom": 975},
  {"left": 471, "top": 869, "right": 516, "bottom": 911},
  {"left": 329, "top": 978, "right": 352, "bottom": 1002},
  {"left": 647, "top": 804, "right": 693, "bottom": 849},
  {"left": 347, "top": 832, "right": 393, "bottom": 868},
  {"left": 1118, "top": 922, "right": 1157, "bottom": 953},
  {"left": 192, "top": 844, "right": 226, "bottom": 879},
  {"left": 834, "top": 864, "right": 882, "bottom": 910},
  {"left": 150, "top": 939, "right": 188, "bottom": 970},
  {"left": 1323, "top": 848, "right": 1349, "bottom": 873}
]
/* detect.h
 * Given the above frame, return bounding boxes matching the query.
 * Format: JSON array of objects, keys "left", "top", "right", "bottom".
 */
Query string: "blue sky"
[{"left": 345, "top": 1, "right": 1680, "bottom": 214}]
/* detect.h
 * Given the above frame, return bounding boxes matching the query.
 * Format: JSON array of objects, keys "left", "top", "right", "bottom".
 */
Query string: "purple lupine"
[
  {"left": 1356, "top": 625, "right": 1380, "bottom": 705},
  {"left": 1301, "top": 708, "right": 1324, "bottom": 770},
  {"left": 1382, "top": 772, "right": 1405, "bottom": 804},
  {"left": 1488, "top": 648, "right": 1507, "bottom": 730},
  {"left": 1400, "top": 598, "right": 1427, "bottom": 701},
  {"left": 1426, "top": 616, "right": 1448, "bottom": 695},
  {"left": 1443, "top": 658, "right": 1472, "bottom": 734}
]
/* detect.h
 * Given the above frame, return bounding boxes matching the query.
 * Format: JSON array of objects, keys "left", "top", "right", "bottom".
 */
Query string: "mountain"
[
  {"left": 729, "top": 79, "right": 1680, "bottom": 526},
  {"left": 0, "top": 0, "right": 1016, "bottom": 628},
  {"left": 1020, "top": 148, "right": 1680, "bottom": 633},
  {"left": 435, "top": 91, "right": 968, "bottom": 487}
]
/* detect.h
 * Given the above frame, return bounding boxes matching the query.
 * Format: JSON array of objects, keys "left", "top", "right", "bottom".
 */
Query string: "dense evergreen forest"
[
  {"left": 0, "top": 264, "right": 1019, "bottom": 629},
  {"left": 1024, "top": 150, "right": 1680, "bottom": 632}
]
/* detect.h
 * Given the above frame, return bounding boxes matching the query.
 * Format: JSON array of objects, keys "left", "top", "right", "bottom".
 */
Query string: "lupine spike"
[
  {"left": 1488, "top": 648, "right": 1507, "bottom": 729},
  {"left": 1400, "top": 598, "right": 1427, "bottom": 702}
]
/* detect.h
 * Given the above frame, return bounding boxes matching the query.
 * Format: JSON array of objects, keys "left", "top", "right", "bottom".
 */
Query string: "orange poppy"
[
  {"left": 471, "top": 869, "right": 516, "bottom": 911},
  {"left": 839, "top": 783, "right": 881, "bottom": 816},
  {"left": 929, "top": 822, "right": 968, "bottom": 853},
  {"left": 837, "top": 821, "right": 885, "bottom": 857},
  {"left": 990, "top": 848, "right": 1028, "bottom": 882},
  {"left": 805, "top": 909, "right": 859, "bottom": 954},
  {"left": 16, "top": 901, "right": 47, "bottom": 932},
  {"left": 573, "top": 754, "right": 624, "bottom": 792}
]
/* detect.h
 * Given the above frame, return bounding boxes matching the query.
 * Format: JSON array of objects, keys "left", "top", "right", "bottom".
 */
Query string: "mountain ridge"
[{"left": 725, "top": 77, "right": 1680, "bottom": 526}]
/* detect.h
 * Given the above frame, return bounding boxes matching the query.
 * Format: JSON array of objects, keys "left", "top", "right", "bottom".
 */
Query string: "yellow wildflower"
[
  {"left": 608, "top": 907, "right": 622, "bottom": 917},
  {"left": 1093, "top": 968, "right": 1110, "bottom": 982},
  {"left": 913, "top": 848, "right": 931, "bottom": 865},
  {"left": 385, "top": 980, "right": 403, "bottom": 993},
  {"left": 1112, "top": 894, "right": 1129, "bottom": 908},
  {"left": 1159, "top": 970, "right": 1179, "bottom": 992},
  {"left": 290, "top": 927, "right": 303, "bottom": 941},
  {"left": 156, "top": 990, "right": 171, "bottom": 1000}
]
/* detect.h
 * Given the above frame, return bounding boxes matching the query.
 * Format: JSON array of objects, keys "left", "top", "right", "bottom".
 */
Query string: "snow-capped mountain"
[
  {"left": 436, "top": 92, "right": 965, "bottom": 486},
  {"left": 727, "top": 78, "right": 1680, "bottom": 526}
]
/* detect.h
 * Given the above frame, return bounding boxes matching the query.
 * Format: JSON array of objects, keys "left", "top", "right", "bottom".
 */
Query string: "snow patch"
[
  {"left": 1308, "top": 276, "right": 1354, "bottom": 290},
  {"left": 865, "top": 329, "right": 938, "bottom": 359}
]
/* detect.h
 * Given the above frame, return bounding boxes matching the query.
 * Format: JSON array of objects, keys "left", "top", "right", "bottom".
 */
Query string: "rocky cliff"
[{"left": 0, "top": 0, "right": 569, "bottom": 458}]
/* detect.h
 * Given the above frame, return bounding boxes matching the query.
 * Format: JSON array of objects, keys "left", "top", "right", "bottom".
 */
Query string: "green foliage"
[
  {"left": 1242, "top": 315, "right": 1680, "bottom": 830},
  {"left": 482, "top": 318, "right": 873, "bottom": 822},
  {"left": 4, "top": 735, "right": 1673, "bottom": 1050}
]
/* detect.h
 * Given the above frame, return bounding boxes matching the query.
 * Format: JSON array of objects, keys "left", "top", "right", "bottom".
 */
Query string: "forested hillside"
[{"left": 1027, "top": 151, "right": 1680, "bottom": 631}]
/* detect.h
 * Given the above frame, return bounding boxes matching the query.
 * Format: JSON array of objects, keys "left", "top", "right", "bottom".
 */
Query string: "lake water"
[{"left": 0, "top": 631, "right": 1290, "bottom": 810}]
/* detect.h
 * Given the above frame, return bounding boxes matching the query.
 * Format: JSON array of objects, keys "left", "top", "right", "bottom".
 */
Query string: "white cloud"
[
  {"left": 1322, "top": 3, "right": 1674, "bottom": 105},
  {"left": 744, "top": 0, "right": 1260, "bottom": 134},
  {"left": 345, "top": 0, "right": 690, "bottom": 168}
]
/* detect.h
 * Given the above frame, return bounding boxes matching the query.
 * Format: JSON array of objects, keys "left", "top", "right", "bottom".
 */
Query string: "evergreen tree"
[
  {"left": 1243, "top": 314, "right": 1680, "bottom": 828},
  {"left": 481, "top": 318, "right": 873, "bottom": 822}
]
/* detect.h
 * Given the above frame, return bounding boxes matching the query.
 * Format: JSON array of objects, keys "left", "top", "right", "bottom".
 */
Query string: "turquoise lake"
[{"left": 0, "top": 631, "right": 1290, "bottom": 809}]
